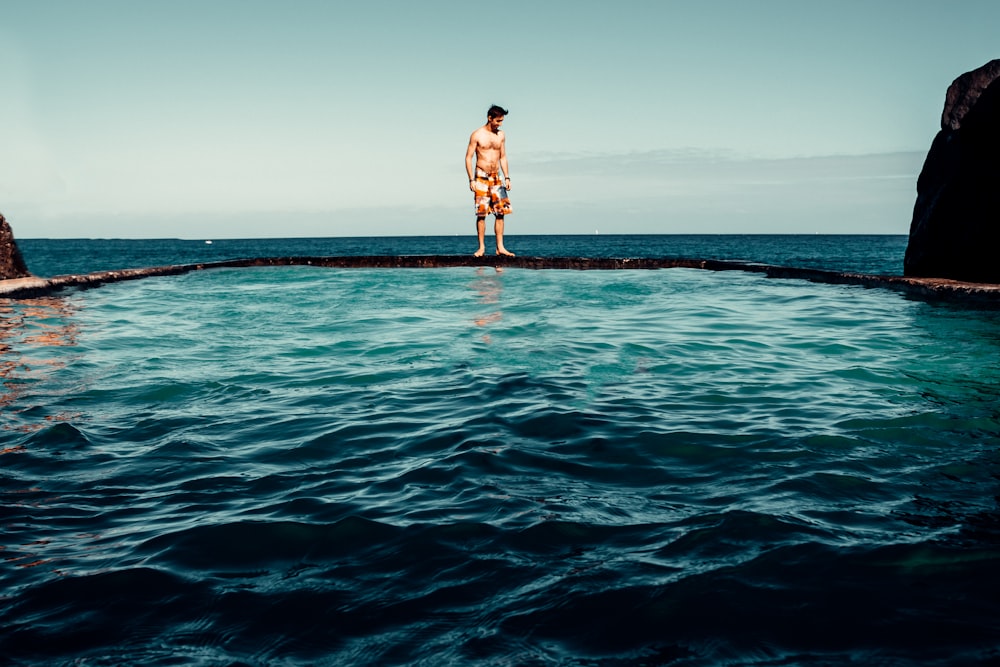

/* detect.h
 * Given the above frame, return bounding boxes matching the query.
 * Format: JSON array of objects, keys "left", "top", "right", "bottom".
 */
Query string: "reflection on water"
[
  {"left": 0, "top": 297, "right": 80, "bottom": 434},
  {"left": 470, "top": 267, "right": 504, "bottom": 343},
  {"left": 1, "top": 298, "right": 81, "bottom": 571}
]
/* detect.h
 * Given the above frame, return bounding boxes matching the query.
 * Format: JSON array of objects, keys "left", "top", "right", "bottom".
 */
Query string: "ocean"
[{"left": 3, "top": 235, "right": 999, "bottom": 666}]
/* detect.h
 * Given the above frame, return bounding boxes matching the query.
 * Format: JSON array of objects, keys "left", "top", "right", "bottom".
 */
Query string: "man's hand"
[
  {"left": 469, "top": 179, "right": 476, "bottom": 192},
  {"left": 504, "top": 178, "right": 511, "bottom": 191}
]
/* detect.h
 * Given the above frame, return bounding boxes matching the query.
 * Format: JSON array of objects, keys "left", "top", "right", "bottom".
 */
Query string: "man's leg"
[
  {"left": 474, "top": 216, "right": 487, "bottom": 257},
  {"left": 495, "top": 216, "right": 514, "bottom": 256}
]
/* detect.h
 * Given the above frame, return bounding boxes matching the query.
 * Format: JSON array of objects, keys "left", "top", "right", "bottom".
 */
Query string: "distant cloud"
[
  {"left": 521, "top": 147, "right": 924, "bottom": 178},
  {"left": 512, "top": 150, "right": 925, "bottom": 234}
]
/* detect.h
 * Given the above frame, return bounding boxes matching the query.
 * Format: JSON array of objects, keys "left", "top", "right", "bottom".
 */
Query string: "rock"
[
  {"left": 0, "top": 213, "right": 31, "bottom": 280},
  {"left": 904, "top": 60, "right": 1000, "bottom": 282}
]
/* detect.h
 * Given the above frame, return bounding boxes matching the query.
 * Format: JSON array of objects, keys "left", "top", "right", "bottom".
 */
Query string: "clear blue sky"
[{"left": 2, "top": 1, "right": 997, "bottom": 238}]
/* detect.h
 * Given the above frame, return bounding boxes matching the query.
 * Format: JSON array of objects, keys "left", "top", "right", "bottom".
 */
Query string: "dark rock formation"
[
  {"left": 904, "top": 60, "right": 1000, "bottom": 282},
  {"left": 0, "top": 213, "right": 31, "bottom": 280}
]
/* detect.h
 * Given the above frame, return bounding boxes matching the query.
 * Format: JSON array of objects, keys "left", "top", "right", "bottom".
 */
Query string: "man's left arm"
[{"left": 499, "top": 134, "right": 511, "bottom": 190}]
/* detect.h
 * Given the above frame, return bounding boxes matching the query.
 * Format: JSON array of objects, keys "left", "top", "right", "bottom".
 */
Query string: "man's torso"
[{"left": 473, "top": 127, "right": 504, "bottom": 173}]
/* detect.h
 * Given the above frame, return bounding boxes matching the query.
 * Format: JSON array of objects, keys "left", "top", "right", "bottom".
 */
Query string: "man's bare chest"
[{"left": 477, "top": 133, "right": 503, "bottom": 151}]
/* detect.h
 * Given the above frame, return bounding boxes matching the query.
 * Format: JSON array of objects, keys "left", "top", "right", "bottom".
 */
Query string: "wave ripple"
[{"left": 3, "top": 266, "right": 1000, "bottom": 665}]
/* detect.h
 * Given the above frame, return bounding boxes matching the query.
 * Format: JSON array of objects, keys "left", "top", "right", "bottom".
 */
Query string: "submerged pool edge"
[{"left": 2, "top": 254, "right": 1000, "bottom": 305}]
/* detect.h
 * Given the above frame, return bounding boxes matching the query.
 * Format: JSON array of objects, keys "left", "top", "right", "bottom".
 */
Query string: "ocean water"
[
  {"left": 17, "top": 234, "right": 908, "bottom": 277},
  {"left": 3, "top": 236, "right": 1000, "bottom": 666}
]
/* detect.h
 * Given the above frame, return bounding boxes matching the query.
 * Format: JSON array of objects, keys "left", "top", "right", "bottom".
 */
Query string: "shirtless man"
[{"left": 466, "top": 105, "right": 514, "bottom": 257}]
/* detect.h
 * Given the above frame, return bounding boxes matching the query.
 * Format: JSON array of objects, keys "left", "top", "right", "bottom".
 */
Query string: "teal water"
[
  {"left": 2, "top": 237, "right": 1000, "bottom": 665},
  {"left": 17, "top": 234, "right": 909, "bottom": 277}
]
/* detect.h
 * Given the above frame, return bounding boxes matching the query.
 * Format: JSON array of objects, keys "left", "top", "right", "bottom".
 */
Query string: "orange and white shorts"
[{"left": 473, "top": 168, "right": 513, "bottom": 217}]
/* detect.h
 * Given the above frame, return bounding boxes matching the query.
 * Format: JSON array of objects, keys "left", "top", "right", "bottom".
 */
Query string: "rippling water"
[{"left": 3, "top": 237, "right": 1000, "bottom": 665}]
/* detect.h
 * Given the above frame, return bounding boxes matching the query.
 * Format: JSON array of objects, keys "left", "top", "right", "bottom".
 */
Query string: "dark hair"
[{"left": 487, "top": 104, "right": 509, "bottom": 119}]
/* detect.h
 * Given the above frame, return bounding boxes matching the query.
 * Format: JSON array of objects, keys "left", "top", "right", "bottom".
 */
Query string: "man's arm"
[
  {"left": 499, "top": 133, "right": 511, "bottom": 189},
  {"left": 465, "top": 132, "right": 478, "bottom": 190}
]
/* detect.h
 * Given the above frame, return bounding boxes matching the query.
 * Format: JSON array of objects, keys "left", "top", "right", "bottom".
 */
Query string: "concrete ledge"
[
  {"left": 0, "top": 276, "right": 52, "bottom": 296},
  {"left": 2, "top": 255, "right": 1000, "bottom": 304}
]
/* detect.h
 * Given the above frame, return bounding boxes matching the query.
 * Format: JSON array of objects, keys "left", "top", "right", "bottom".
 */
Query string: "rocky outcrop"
[
  {"left": 0, "top": 213, "right": 31, "bottom": 280},
  {"left": 904, "top": 60, "right": 1000, "bottom": 282}
]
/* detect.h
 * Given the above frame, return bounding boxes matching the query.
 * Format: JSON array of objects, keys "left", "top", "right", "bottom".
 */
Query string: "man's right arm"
[{"left": 465, "top": 133, "right": 478, "bottom": 190}]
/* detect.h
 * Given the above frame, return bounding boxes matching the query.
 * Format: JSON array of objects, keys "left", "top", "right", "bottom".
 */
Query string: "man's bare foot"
[
  {"left": 473, "top": 248, "right": 485, "bottom": 257},
  {"left": 496, "top": 249, "right": 515, "bottom": 257}
]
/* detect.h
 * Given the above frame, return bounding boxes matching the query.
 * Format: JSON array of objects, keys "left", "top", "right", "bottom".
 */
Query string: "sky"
[{"left": 1, "top": 1, "right": 998, "bottom": 239}]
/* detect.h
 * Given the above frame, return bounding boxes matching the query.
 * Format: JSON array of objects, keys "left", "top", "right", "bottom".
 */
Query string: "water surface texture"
[{"left": 3, "top": 236, "right": 999, "bottom": 665}]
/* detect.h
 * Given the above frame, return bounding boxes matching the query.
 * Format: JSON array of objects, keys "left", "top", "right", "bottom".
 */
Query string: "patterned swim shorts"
[{"left": 473, "top": 168, "right": 513, "bottom": 217}]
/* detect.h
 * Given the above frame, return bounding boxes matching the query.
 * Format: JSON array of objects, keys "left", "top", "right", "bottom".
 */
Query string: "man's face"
[{"left": 488, "top": 115, "right": 504, "bottom": 132}]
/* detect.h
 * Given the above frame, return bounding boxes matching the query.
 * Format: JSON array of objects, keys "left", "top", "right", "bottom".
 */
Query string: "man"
[{"left": 466, "top": 105, "right": 514, "bottom": 257}]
